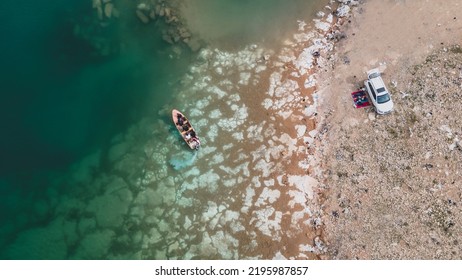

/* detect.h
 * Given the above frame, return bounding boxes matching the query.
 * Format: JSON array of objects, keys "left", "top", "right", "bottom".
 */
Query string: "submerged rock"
[
  {"left": 187, "top": 37, "right": 202, "bottom": 52},
  {"left": 92, "top": 0, "right": 102, "bottom": 9},
  {"left": 74, "top": 229, "right": 115, "bottom": 259},
  {"left": 108, "top": 141, "right": 129, "bottom": 162},
  {"left": 3, "top": 223, "right": 67, "bottom": 259},
  {"left": 78, "top": 217, "right": 97, "bottom": 235},
  {"left": 136, "top": 10, "right": 150, "bottom": 24},
  {"left": 86, "top": 177, "right": 132, "bottom": 228},
  {"left": 137, "top": 3, "right": 149, "bottom": 11},
  {"left": 97, "top": 6, "right": 103, "bottom": 20},
  {"left": 149, "top": 9, "right": 156, "bottom": 20},
  {"left": 104, "top": 3, "right": 114, "bottom": 18}
]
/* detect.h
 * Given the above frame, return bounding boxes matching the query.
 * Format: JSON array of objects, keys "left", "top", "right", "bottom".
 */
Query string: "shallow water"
[
  {"left": 181, "top": 0, "right": 327, "bottom": 49},
  {"left": 0, "top": 0, "right": 332, "bottom": 259}
]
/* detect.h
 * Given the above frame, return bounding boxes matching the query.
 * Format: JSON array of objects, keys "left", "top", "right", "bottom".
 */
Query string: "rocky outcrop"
[
  {"left": 335, "top": 4, "right": 351, "bottom": 18},
  {"left": 79, "top": 0, "right": 202, "bottom": 56},
  {"left": 133, "top": 1, "right": 198, "bottom": 50},
  {"left": 93, "top": 0, "right": 119, "bottom": 20}
]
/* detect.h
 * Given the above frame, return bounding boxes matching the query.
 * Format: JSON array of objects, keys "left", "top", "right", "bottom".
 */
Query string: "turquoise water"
[
  {"left": 0, "top": 0, "right": 193, "bottom": 258},
  {"left": 0, "top": 1, "right": 191, "bottom": 175},
  {"left": 0, "top": 0, "right": 330, "bottom": 259}
]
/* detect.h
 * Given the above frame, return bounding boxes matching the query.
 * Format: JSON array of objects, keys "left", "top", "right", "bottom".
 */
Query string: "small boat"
[{"left": 172, "top": 109, "right": 201, "bottom": 150}]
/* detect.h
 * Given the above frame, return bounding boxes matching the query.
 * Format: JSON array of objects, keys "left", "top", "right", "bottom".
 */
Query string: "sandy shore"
[{"left": 317, "top": 0, "right": 462, "bottom": 259}]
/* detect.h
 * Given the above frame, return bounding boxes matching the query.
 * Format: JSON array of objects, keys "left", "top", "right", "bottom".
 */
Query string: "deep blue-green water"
[
  {"left": 0, "top": 0, "right": 330, "bottom": 259},
  {"left": 0, "top": 1, "right": 189, "bottom": 175}
]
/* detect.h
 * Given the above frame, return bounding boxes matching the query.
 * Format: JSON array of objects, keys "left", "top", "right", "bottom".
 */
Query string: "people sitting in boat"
[
  {"left": 185, "top": 132, "right": 191, "bottom": 140},
  {"left": 192, "top": 138, "right": 200, "bottom": 150},
  {"left": 176, "top": 113, "right": 184, "bottom": 126},
  {"left": 182, "top": 124, "right": 190, "bottom": 132},
  {"left": 190, "top": 131, "right": 196, "bottom": 138}
]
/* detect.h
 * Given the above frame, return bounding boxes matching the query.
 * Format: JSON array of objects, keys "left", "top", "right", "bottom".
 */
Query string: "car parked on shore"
[{"left": 364, "top": 68, "right": 394, "bottom": 114}]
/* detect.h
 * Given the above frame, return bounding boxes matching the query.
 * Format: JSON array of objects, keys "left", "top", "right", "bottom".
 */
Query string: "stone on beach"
[
  {"left": 314, "top": 19, "right": 331, "bottom": 32},
  {"left": 368, "top": 112, "right": 376, "bottom": 121},
  {"left": 335, "top": 4, "right": 351, "bottom": 17}
]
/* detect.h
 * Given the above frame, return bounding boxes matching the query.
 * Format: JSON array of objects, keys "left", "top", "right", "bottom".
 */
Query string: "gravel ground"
[
  {"left": 315, "top": 0, "right": 462, "bottom": 259},
  {"left": 322, "top": 46, "right": 462, "bottom": 259}
]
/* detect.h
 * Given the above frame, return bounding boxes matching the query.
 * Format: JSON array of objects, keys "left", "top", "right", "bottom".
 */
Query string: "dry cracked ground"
[{"left": 320, "top": 45, "right": 462, "bottom": 259}]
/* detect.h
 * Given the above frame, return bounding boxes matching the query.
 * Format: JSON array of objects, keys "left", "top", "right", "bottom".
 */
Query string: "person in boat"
[
  {"left": 182, "top": 124, "right": 190, "bottom": 132},
  {"left": 176, "top": 113, "right": 185, "bottom": 126},
  {"left": 177, "top": 117, "right": 184, "bottom": 126},
  {"left": 185, "top": 132, "right": 191, "bottom": 140},
  {"left": 192, "top": 137, "right": 200, "bottom": 150}
]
